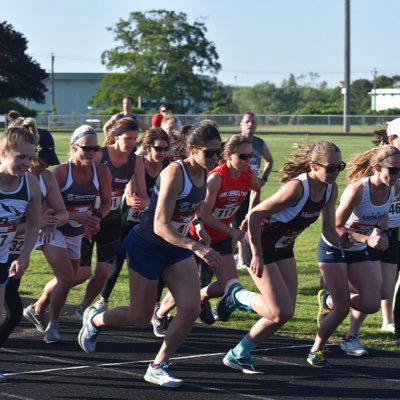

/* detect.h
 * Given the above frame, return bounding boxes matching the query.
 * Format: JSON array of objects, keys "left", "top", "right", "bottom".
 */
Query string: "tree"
[
  {"left": 0, "top": 21, "right": 48, "bottom": 102},
  {"left": 93, "top": 10, "right": 221, "bottom": 113}
]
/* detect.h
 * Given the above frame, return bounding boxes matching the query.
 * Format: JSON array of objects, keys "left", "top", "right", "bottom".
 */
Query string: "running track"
[{"left": 0, "top": 300, "right": 399, "bottom": 400}]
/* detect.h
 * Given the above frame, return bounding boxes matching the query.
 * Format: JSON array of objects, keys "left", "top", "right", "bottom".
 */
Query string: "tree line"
[{"left": 1, "top": 11, "right": 400, "bottom": 117}]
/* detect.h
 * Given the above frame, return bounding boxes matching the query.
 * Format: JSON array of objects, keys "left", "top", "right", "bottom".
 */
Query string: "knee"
[
  {"left": 269, "top": 306, "right": 295, "bottom": 325},
  {"left": 359, "top": 297, "right": 380, "bottom": 314},
  {"left": 57, "top": 270, "right": 75, "bottom": 289},
  {"left": 177, "top": 303, "right": 200, "bottom": 324}
]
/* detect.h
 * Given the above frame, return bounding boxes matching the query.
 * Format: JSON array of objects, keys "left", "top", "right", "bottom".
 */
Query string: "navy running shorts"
[
  {"left": 122, "top": 229, "right": 194, "bottom": 280},
  {"left": 317, "top": 238, "right": 369, "bottom": 264}
]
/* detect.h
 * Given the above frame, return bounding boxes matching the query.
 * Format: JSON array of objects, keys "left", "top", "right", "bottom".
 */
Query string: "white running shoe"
[
  {"left": 340, "top": 334, "right": 368, "bottom": 356},
  {"left": 378, "top": 323, "right": 395, "bottom": 333},
  {"left": 23, "top": 304, "right": 47, "bottom": 333},
  {"left": 144, "top": 362, "right": 183, "bottom": 387},
  {"left": 44, "top": 322, "right": 62, "bottom": 344}
]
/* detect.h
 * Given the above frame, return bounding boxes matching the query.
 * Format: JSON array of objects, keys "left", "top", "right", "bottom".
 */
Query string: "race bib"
[
  {"left": 127, "top": 208, "right": 144, "bottom": 223},
  {"left": 275, "top": 232, "right": 301, "bottom": 249},
  {"left": 9, "top": 237, "right": 24, "bottom": 255},
  {"left": 213, "top": 205, "right": 240, "bottom": 220}
]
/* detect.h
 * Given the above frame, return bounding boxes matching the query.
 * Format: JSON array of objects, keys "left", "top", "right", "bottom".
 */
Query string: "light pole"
[{"left": 343, "top": 0, "right": 351, "bottom": 133}]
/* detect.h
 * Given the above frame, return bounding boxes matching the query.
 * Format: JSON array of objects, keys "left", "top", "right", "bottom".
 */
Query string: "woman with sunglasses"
[
  {"left": 0, "top": 125, "right": 41, "bottom": 382},
  {"left": 308, "top": 145, "right": 400, "bottom": 367},
  {"left": 95, "top": 128, "right": 170, "bottom": 317},
  {"left": 154, "top": 134, "right": 260, "bottom": 326},
  {"left": 78, "top": 121, "right": 223, "bottom": 388},
  {"left": 217, "top": 140, "right": 344, "bottom": 373},
  {"left": 76, "top": 118, "right": 148, "bottom": 318},
  {"left": 28, "top": 125, "right": 111, "bottom": 327}
]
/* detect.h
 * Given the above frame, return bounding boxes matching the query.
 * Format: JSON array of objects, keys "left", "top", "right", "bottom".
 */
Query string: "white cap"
[
  {"left": 70, "top": 125, "right": 97, "bottom": 143},
  {"left": 386, "top": 118, "right": 400, "bottom": 137}
]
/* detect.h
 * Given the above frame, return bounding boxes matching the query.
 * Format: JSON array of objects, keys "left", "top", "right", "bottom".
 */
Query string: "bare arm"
[
  {"left": 102, "top": 113, "right": 118, "bottom": 135},
  {"left": 259, "top": 141, "right": 273, "bottom": 186}
]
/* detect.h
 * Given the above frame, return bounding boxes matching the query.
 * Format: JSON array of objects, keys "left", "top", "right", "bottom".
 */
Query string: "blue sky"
[{"left": 1, "top": 0, "right": 399, "bottom": 88}]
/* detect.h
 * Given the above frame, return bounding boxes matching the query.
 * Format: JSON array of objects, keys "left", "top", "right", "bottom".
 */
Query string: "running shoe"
[
  {"left": 93, "top": 297, "right": 108, "bottom": 313},
  {"left": 0, "top": 372, "right": 6, "bottom": 383},
  {"left": 75, "top": 304, "right": 84, "bottom": 321},
  {"left": 23, "top": 304, "right": 47, "bottom": 333},
  {"left": 340, "top": 334, "right": 368, "bottom": 356},
  {"left": 44, "top": 322, "right": 62, "bottom": 344},
  {"left": 378, "top": 323, "right": 395, "bottom": 333},
  {"left": 78, "top": 306, "right": 102, "bottom": 353},
  {"left": 151, "top": 303, "right": 169, "bottom": 338},
  {"left": 317, "top": 289, "right": 331, "bottom": 327},
  {"left": 199, "top": 300, "right": 215, "bottom": 325},
  {"left": 222, "top": 349, "right": 261, "bottom": 374},
  {"left": 217, "top": 281, "right": 244, "bottom": 322},
  {"left": 307, "top": 348, "right": 331, "bottom": 368},
  {"left": 144, "top": 362, "right": 183, "bottom": 387}
]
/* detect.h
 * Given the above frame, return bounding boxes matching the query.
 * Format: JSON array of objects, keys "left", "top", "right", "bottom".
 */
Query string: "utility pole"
[
  {"left": 51, "top": 53, "right": 55, "bottom": 110},
  {"left": 343, "top": 0, "right": 351, "bottom": 133},
  {"left": 372, "top": 67, "right": 377, "bottom": 112}
]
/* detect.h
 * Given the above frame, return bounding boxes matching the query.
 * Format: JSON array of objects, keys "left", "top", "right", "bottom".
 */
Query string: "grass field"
[{"left": 20, "top": 130, "right": 399, "bottom": 352}]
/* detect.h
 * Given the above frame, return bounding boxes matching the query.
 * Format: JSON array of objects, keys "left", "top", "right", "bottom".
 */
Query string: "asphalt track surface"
[{"left": 0, "top": 300, "right": 399, "bottom": 400}]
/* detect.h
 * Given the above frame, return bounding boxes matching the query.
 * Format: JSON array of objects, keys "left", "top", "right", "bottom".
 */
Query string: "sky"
[{"left": 1, "top": 0, "right": 399, "bottom": 88}]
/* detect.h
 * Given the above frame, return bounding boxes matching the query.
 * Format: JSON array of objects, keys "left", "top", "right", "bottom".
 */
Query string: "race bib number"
[
  {"left": 9, "top": 237, "right": 24, "bottom": 255},
  {"left": 127, "top": 208, "right": 144, "bottom": 223},
  {"left": 213, "top": 205, "right": 240, "bottom": 220},
  {"left": 170, "top": 220, "right": 191, "bottom": 237},
  {"left": 275, "top": 232, "right": 300, "bottom": 249},
  {"left": 389, "top": 201, "right": 400, "bottom": 215}
]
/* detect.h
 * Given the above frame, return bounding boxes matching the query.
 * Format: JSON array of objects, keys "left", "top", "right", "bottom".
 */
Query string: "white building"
[
  {"left": 24, "top": 73, "right": 105, "bottom": 115},
  {"left": 369, "top": 88, "right": 400, "bottom": 111}
]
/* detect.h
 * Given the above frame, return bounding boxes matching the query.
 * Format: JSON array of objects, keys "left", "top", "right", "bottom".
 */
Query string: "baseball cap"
[
  {"left": 70, "top": 125, "right": 97, "bottom": 144},
  {"left": 386, "top": 118, "right": 400, "bottom": 137},
  {"left": 37, "top": 129, "right": 60, "bottom": 166}
]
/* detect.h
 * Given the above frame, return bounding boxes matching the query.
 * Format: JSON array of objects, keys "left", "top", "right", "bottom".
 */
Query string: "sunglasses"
[
  {"left": 193, "top": 146, "right": 223, "bottom": 158},
  {"left": 313, "top": 161, "right": 346, "bottom": 173},
  {"left": 152, "top": 145, "right": 169, "bottom": 153},
  {"left": 75, "top": 143, "right": 100, "bottom": 153},
  {"left": 237, "top": 153, "right": 253, "bottom": 160},
  {"left": 160, "top": 109, "right": 167, "bottom": 113},
  {"left": 380, "top": 165, "right": 400, "bottom": 175}
]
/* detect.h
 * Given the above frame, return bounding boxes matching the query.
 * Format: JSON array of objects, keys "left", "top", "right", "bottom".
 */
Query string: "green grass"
[{"left": 21, "top": 131, "right": 399, "bottom": 352}]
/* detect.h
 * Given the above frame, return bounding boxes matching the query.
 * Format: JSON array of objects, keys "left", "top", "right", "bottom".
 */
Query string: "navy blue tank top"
[{"left": 134, "top": 159, "right": 206, "bottom": 246}]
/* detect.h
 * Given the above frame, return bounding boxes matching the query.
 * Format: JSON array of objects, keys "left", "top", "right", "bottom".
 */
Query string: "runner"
[
  {"left": 75, "top": 118, "right": 147, "bottom": 317},
  {"left": 309, "top": 145, "right": 400, "bottom": 367},
  {"left": 217, "top": 140, "right": 344, "bottom": 373},
  {"left": 95, "top": 128, "right": 169, "bottom": 315},
  {"left": 78, "top": 120, "right": 223, "bottom": 388},
  {"left": 23, "top": 125, "right": 111, "bottom": 333},
  {"left": 0, "top": 125, "right": 41, "bottom": 381}
]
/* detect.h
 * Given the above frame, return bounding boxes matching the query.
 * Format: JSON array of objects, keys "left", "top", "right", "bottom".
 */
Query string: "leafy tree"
[
  {"left": 93, "top": 10, "right": 221, "bottom": 113},
  {"left": 0, "top": 21, "right": 48, "bottom": 102},
  {"left": 350, "top": 79, "right": 372, "bottom": 114}
]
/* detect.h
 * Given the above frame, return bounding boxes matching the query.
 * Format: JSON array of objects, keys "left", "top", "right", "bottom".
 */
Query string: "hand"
[
  {"left": 194, "top": 244, "right": 223, "bottom": 267},
  {"left": 38, "top": 226, "right": 56, "bottom": 244},
  {"left": 9, "top": 255, "right": 29, "bottom": 279},
  {"left": 249, "top": 255, "right": 264, "bottom": 278},
  {"left": 40, "top": 208, "right": 59, "bottom": 230},
  {"left": 367, "top": 234, "right": 389, "bottom": 250},
  {"left": 230, "top": 228, "right": 245, "bottom": 242},
  {"left": 196, "top": 225, "right": 211, "bottom": 246},
  {"left": 131, "top": 194, "right": 148, "bottom": 210}
]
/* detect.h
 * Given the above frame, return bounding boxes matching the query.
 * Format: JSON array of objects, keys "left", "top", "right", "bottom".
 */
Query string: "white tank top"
[{"left": 345, "top": 177, "right": 394, "bottom": 251}]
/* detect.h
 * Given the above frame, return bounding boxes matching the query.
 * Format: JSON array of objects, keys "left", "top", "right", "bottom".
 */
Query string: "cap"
[
  {"left": 70, "top": 125, "right": 97, "bottom": 144},
  {"left": 386, "top": 118, "right": 400, "bottom": 137},
  {"left": 37, "top": 129, "right": 60, "bottom": 166}
]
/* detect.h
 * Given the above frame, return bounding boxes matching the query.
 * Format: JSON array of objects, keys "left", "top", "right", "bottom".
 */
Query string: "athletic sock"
[
  {"left": 234, "top": 289, "right": 256, "bottom": 309},
  {"left": 232, "top": 334, "right": 257, "bottom": 358}
]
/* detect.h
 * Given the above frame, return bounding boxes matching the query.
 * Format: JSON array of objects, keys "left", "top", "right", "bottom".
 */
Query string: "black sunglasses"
[
  {"left": 380, "top": 165, "right": 400, "bottom": 175},
  {"left": 238, "top": 153, "right": 253, "bottom": 160},
  {"left": 152, "top": 145, "right": 169, "bottom": 153},
  {"left": 313, "top": 161, "right": 346, "bottom": 173},
  {"left": 193, "top": 146, "right": 223, "bottom": 158},
  {"left": 75, "top": 143, "right": 100, "bottom": 153}
]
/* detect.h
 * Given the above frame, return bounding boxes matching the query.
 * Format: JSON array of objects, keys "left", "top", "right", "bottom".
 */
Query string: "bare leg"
[{"left": 81, "top": 262, "right": 112, "bottom": 309}]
